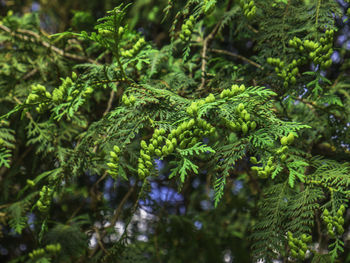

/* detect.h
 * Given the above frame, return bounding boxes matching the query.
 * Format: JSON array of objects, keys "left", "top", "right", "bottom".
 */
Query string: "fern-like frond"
[
  {"left": 286, "top": 186, "right": 324, "bottom": 236},
  {"left": 251, "top": 182, "right": 291, "bottom": 262}
]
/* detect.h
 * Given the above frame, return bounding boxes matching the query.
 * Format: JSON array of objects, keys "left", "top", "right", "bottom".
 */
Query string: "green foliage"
[{"left": 0, "top": 0, "right": 350, "bottom": 262}]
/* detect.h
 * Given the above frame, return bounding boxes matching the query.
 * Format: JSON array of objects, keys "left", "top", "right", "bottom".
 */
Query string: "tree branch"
[
  {"left": 208, "top": 48, "right": 263, "bottom": 70},
  {"left": 88, "top": 184, "right": 135, "bottom": 258},
  {"left": 0, "top": 24, "right": 98, "bottom": 64},
  {"left": 198, "top": 21, "right": 222, "bottom": 92}
]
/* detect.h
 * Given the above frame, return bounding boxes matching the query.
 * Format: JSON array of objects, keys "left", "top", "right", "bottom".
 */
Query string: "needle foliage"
[{"left": 0, "top": 0, "right": 349, "bottom": 262}]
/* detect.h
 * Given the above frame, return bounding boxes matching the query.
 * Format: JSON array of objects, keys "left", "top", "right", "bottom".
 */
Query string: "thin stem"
[
  {"left": 198, "top": 21, "right": 222, "bottom": 92},
  {"left": 209, "top": 48, "right": 263, "bottom": 69},
  {"left": 103, "top": 90, "right": 116, "bottom": 116},
  {"left": 88, "top": 183, "right": 135, "bottom": 258},
  {"left": 0, "top": 24, "right": 98, "bottom": 64}
]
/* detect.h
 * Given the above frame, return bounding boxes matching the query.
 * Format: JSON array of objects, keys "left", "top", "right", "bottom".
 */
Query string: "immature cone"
[
  {"left": 280, "top": 136, "right": 288, "bottom": 146},
  {"left": 287, "top": 133, "right": 294, "bottom": 144}
]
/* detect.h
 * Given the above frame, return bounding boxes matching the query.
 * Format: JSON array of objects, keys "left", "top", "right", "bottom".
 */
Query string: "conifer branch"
[
  {"left": 198, "top": 21, "right": 221, "bottom": 92},
  {"left": 208, "top": 48, "right": 263, "bottom": 69},
  {"left": 0, "top": 24, "right": 98, "bottom": 64}
]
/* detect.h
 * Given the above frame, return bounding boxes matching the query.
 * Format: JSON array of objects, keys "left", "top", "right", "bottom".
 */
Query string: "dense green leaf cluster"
[{"left": 0, "top": 0, "right": 350, "bottom": 262}]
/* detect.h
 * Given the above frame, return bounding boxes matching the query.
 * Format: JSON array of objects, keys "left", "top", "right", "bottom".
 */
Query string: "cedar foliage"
[{"left": 0, "top": 0, "right": 350, "bottom": 262}]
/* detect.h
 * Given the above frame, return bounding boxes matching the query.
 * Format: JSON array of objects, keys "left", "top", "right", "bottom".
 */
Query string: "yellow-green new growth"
[
  {"left": 179, "top": 15, "right": 196, "bottom": 42},
  {"left": 322, "top": 206, "right": 346, "bottom": 237},
  {"left": 287, "top": 231, "right": 311, "bottom": 260},
  {"left": 36, "top": 186, "right": 53, "bottom": 213},
  {"left": 121, "top": 37, "right": 145, "bottom": 57},
  {"left": 107, "top": 145, "right": 121, "bottom": 179}
]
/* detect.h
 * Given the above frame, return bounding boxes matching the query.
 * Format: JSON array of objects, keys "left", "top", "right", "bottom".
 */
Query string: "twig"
[
  {"left": 12, "top": 96, "right": 34, "bottom": 121},
  {"left": 89, "top": 171, "right": 109, "bottom": 208},
  {"left": 209, "top": 48, "right": 263, "bottom": 70},
  {"left": 316, "top": 211, "right": 322, "bottom": 248},
  {"left": 198, "top": 21, "right": 222, "bottom": 92},
  {"left": 0, "top": 204, "right": 11, "bottom": 209},
  {"left": 92, "top": 88, "right": 117, "bottom": 152},
  {"left": 23, "top": 69, "right": 38, "bottom": 80},
  {"left": 69, "top": 174, "right": 110, "bottom": 222},
  {"left": 292, "top": 96, "right": 325, "bottom": 112},
  {"left": 247, "top": 24, "right": 258, "bottom": 34},
  {"left": 88, "top": 184, "right": 135, "bottom": 258},
  {"left": 103, "top": 90, "right": 115, "bottom": 116},
  {"left": 197, "top": 0, "right": 236, "bottom": 92},
  {"left": 109, "top": 185, "right": 135, "bottom": 227},
  {"left": 93, "top": 227, "right": 110, "bottom": 255},
  {"left": 331, "top": 74, "right": 341, "bottom": 90},
  {"left": 7, "top": 145, "right": 34, "bottom": 179},
  {"left": 0, "top": 24, "right": 98, "bottom": 64}
]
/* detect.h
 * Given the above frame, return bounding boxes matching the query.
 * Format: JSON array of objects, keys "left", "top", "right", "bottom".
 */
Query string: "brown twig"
[
  {"left": 89, "top": 171, "right": 109, "bottom": 209},
  {"left": 0, "top": 24, "right": 98, "bottom": 64},
  {"left": 93, "top": 227, "right": 110, "bottom": 255},
  {"left": 23, "top": 69, "right": 38, "bottom": 80},
  {"left": 12, "top": 96, "right": 34, "bottom": 121},
  {"left": 292, "top": 96, "right": 326, "bottom": 114},
  {"left": 197, "top": 0, "right": 239, "bottom": 92},
  {"left": 8, "top": 145, "right": 33, "bottom": 173},
  {"left": 103, "top": 90, "right": 116, "bottom": 117},
  {"left": 247, "top": 24, "right": 259, "bottom": 34},
  {"left": 331, "top": 73, "right": 341, "bottom": 90},
  {"left": 316, "top": 211, "right": 322, "bottom": 248},
  {"left": 109, "top": 185, "right": 135, "bottom": 227},
  {"left": 198, "top": 21, "right": 222, "bottom": 92},
  {"left": 0, "top": 204, "right": 11, "bottom": 210},
  {"left": 209, "top": 48, "right": 263, "bottom": 70},
  {"left": 69, "top": 174, "right": 110, "bottom": 222},
  {"left": 88, "top": 184, "right": 135, "bottom": 258}
]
